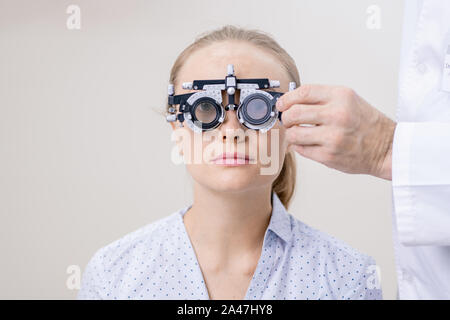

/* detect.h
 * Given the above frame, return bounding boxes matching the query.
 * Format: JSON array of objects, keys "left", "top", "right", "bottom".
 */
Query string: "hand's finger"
[
  {"left": 290, "top": 144, "right": 322, "bottom": 162},
  {"left": 276, "top": 84, "right": 332, "bottom": 112},
  {"left": 285, "top": 125, "right": 325, "bottom": 146},
  {"left": 281, "top": 104, "right": 327, "bottom": 128}
]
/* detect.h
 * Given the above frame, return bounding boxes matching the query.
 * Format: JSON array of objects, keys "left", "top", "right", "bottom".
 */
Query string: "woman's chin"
[
  {"left": 188, "top": 164, "right": 269, "bottom": 192},
  {"left": 209, "top": 171, "right": 262, "bottom": 191}
]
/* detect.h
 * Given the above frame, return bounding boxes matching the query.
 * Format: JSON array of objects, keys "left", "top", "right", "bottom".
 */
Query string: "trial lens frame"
[{"left": 166, "top": 64, "right": 297, "bottom": 133}]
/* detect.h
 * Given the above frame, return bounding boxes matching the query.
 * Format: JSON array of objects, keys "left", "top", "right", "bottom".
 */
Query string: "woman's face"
[{"left": 171, "top": 40, "right": 291, "bottom": 193}]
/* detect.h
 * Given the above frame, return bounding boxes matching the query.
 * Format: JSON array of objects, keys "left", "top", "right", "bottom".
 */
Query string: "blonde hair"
[{"left": 165, "top": 25, "right": 299, "bottom": 209}]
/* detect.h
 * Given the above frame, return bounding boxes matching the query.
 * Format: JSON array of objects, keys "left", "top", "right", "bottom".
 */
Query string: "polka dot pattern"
[{"left": 77, "top": 192, "right": 382, "bottom": 300}]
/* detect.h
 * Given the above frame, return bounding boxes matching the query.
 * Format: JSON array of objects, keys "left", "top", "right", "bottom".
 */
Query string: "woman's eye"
[{"left": 195, "top": 102, "right": 216, "bottom": 123}]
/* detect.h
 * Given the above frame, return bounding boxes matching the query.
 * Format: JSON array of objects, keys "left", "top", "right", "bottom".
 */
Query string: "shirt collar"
[
  {"left": 178, "top": 191, "right": 292, "bottom": 243},
  {"left": 267, "top": 191, "right": 292, "bottom": 243}
]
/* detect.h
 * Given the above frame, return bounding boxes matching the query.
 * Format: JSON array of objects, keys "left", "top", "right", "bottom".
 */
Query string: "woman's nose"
[{"left": 219, "top": 90, "right": 245, "bottom": 142}]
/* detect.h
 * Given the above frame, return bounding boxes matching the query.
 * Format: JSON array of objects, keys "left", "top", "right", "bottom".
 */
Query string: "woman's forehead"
[{"left": 178, "top": 42, "right": 286, "bottom": 83}]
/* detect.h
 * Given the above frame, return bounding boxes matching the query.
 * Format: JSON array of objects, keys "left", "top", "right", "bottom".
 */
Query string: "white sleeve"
[{"left": 392, "top": 122, "right": 450, "bottom": 246}]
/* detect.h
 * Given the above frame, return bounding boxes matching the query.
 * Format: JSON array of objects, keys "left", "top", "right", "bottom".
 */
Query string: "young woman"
[{"left": 77, "top": 25, "right": 382, "bottom": 300}]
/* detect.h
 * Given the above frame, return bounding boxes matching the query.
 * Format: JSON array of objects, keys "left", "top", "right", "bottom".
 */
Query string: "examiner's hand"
[{"left": 276, "top": 85, "right": 396, "bottom": 180}]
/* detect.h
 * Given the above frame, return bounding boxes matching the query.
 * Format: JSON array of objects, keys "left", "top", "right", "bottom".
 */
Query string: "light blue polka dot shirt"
[{"left": 77, "top": 191, "right": 382, "bottom": 300}]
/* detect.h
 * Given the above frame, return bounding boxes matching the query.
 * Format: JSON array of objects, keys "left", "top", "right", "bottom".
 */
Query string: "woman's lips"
[{"left": 211, "top": 152, "right": 253, "bottom": 166}]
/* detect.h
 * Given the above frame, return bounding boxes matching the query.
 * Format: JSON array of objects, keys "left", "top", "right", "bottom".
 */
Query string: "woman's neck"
[{"left": 183, "top": 182, "right": 273, "bottom": 265}]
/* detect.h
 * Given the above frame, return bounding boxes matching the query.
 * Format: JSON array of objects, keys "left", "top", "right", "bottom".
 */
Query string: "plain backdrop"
[{"left": 0, "top": 0, "right": 403, "bottom": 299}]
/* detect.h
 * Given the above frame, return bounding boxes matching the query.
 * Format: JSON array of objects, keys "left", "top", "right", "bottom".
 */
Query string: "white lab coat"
[{"left": 392, "top": 0, "right": 450, "bottom": 299}]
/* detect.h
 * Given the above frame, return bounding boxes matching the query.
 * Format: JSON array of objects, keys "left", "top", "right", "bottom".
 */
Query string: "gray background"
[{"left": 0, "top": 0, "right": 403, "bottom": 299}]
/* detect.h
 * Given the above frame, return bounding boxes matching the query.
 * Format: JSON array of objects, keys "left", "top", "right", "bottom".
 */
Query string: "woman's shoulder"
[
  {"left": 85, "top": 208, "right": 185, "bottom": 270},
  {"left": 78, "top": 208, "right": 187, "bottom": 299},
  {"left": 287, "top": 215, "right": 382, "bottom": 299},
  {"left": 288, "top": 213, "right": 377, "bottom": 267}
]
